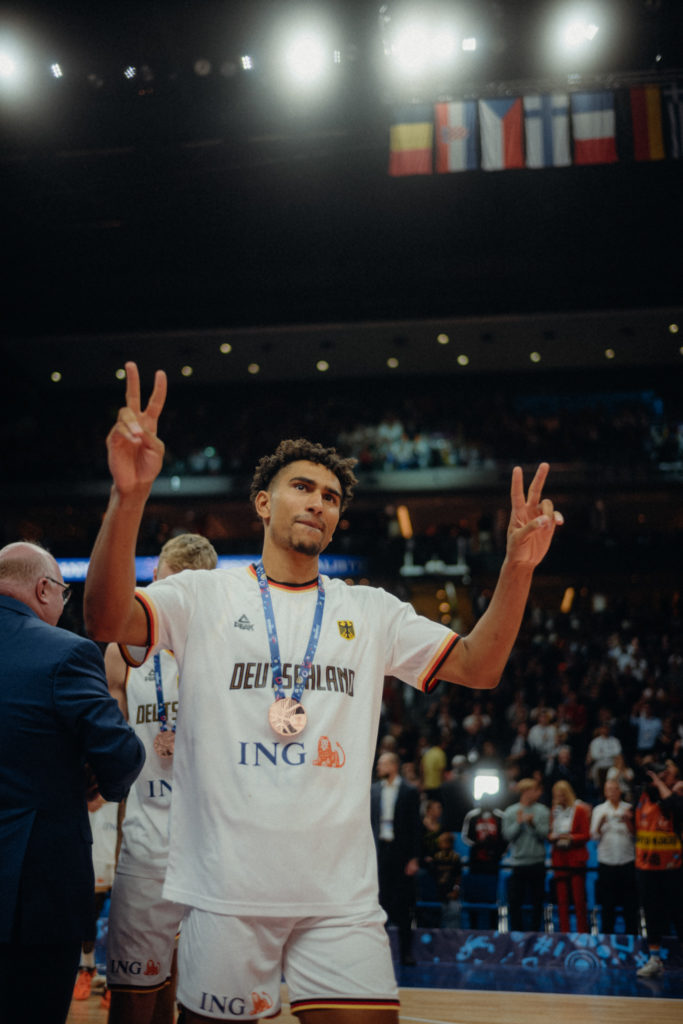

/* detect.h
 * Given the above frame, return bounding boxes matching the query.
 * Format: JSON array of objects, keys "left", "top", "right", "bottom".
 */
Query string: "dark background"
[{"left": 1, "top": 0, "right": 681, "bottom": 380}]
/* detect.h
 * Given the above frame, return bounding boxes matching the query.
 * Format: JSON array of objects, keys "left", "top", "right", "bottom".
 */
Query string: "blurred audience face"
[{"left": 603, "top": 778, "right": 621, "bottom": 804}]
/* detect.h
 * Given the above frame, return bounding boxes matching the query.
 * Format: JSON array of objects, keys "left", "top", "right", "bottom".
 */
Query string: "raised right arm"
[{"left": 84, "top": 361, "right": 167, "bottom": 645}]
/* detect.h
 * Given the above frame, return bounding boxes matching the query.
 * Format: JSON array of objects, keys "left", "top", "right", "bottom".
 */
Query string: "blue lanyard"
[
  {"left": 254, "top": 561, "right": 325, "bottom": 703},
  {"left": 153, "top": 654, "right": 175, "bottom": 733}
]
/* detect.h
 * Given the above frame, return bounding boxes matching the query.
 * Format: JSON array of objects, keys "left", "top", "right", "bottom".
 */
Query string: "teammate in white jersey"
[
  {"left": 84, "top": 363, "right": 563, "bottom": 1024},
  {"left": 105, "top": 533, "right": 218, "bottom": 1024}
]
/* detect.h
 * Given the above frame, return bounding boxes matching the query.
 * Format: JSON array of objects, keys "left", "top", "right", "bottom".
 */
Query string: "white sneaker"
[{"left": 637, "top": 955, "right": 663, "bottom": 977}]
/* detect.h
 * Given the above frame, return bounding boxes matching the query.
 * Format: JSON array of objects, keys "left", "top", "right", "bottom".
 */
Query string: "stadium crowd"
[{"left": 373, "top": 584, "right": 682, "bottom": 956}]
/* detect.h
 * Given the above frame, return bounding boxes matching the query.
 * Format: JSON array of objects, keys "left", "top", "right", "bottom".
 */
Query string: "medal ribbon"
[
  {"left": 153, "top": 654, "right": 175, "bottom": 734},
  {"left": 254, "top": 561, "right": 325, "bottom": 703}
]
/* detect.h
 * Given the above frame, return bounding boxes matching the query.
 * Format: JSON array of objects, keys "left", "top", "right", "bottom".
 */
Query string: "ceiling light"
[
  {"left": 561, "top": 18, "right": 600, "bottom": 50},
  {"left": 248, "top": 363, "right": 260, "bottom": 375},
  {"left": 181, "top": 365, "right": 193, "bottom": 377},
  {"left": 219, "top": 342, "right": 232, "bottom": 353},
  {"left": 283, "top": 31, "right": 330, "bottom": 84},
  {"left": 0, "top": 53, "right": 18, "bottom": 78}
]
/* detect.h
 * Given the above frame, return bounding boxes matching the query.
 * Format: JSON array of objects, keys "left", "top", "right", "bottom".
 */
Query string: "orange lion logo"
[
  {"left": 251, "top": 991, "right": 273, "bottom": 1014},
  {"left": 143, "top": 959, "right": 161, "bottom": 976},
  {"left": 312, "top": 735, "right": 346, "bottom": 767}
]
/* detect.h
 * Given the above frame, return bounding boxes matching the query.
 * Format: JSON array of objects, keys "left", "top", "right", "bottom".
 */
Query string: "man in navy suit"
[
  {"left": 0, "top": 541, "right": 145, "bottom": 1024},
  {"left": 371, "top": 752, "right": 422, "bottom": 966}
]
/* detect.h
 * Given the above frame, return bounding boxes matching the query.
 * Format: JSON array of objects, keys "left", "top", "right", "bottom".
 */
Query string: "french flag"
[
  {"left": 478, "top": 98, "right": 524, "bottom": 171},
  {"left": 570, "top": 91, "right": 618, "bottom": 164},
  {"left": 435, "top": 101, "right": 478, "bottom": 173}
]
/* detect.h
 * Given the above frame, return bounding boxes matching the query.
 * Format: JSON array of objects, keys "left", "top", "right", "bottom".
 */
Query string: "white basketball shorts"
[{"left": 176, "top": 905, "right": 400, "bottom": 1019}]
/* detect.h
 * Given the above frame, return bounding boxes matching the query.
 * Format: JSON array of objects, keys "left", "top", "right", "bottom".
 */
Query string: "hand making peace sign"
[
  {"left": 106, "top": 361, "right": 167, "bottom": 495},
  {"left": 505, "top": 462, "right": 564, "bottom": 569}
]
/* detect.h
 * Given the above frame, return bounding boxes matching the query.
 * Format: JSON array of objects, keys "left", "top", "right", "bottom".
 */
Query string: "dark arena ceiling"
[{"left": 1, "top": 1, "right": 682, "bottom": 390}]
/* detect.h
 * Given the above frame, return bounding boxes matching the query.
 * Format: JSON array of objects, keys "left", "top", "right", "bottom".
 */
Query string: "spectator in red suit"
[{"left": 549, "top": 780, "right": 591, "bottom": 932}]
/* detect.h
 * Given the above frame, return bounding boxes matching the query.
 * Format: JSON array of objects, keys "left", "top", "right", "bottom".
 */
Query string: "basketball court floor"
[{"left": 67, "top": 933, "right": 683, "bottom": 1024}]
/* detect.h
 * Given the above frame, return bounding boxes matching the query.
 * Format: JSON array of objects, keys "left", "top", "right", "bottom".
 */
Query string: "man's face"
[
  {"left": 521, "top": 783, "right": 540, "bottom": 806},
  {"left": 376, "top": 754, "right": 396, "bottom": 780},
  {"left": 41, "top": 560, "right": 69, "bottom": 627},
  {"left": 257, "top": 460, "right": 342, "bottom": 558}
]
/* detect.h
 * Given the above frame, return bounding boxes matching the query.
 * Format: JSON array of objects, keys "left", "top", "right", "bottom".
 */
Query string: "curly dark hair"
[{"left": 249, "top": 438, "right": 358, "bottom": 514}]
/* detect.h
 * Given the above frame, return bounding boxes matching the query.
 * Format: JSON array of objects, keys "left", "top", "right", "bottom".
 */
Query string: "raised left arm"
[{"left": 439, "top": 462, "right": 563, "bottom": 689}]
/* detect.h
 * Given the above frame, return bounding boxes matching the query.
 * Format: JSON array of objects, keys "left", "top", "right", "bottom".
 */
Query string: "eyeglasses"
[{"left": 45, "top": 576, "right": 72, "bottom": 605}]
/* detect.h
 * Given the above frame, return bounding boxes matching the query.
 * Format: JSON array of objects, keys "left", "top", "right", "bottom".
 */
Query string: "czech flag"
[{"left": 478, "top": 98, "right": 524, "bottom": 171}]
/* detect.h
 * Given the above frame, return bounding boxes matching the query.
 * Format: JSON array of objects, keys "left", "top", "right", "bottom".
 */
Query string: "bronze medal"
[
  {"left": 268, "top": 697, "right": 307, "bottom": 737},
  {"left": 154, "top": 730, "right": 175, "bottom": 760}
]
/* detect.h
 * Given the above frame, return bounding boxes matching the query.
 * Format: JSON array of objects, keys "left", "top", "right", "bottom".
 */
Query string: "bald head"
[
  {"left": 0, "top": 542, "right": 66, "bottom": 625},
  {"left": 376, "top": 751, "right": 400, "bottom": 781}
]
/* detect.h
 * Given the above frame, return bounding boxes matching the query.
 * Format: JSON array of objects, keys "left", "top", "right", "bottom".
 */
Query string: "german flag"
[{"left": 630, "top": 85, "right": 665, "bottom": 161}]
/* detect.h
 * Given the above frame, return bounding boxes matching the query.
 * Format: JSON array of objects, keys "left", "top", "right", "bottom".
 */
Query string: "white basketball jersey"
[
  {"left": 116, "top": 647, "right": 178, "bottom": 879},
  {"left": 136, "top": 565, "right": 458, "bottom": 916}
]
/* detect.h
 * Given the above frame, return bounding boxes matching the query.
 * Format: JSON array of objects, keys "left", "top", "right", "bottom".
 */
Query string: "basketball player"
[
  {"left": 105, "top": 533, "right": 218, "bottom": 1024},
  {"left": 84, "top": 362, "right": 563, "bottom": 1023}
]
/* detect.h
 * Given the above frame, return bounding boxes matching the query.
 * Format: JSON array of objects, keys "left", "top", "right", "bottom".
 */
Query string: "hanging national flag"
[
  {"left": 663, "top": 83, "right": 683, "bottom": 158},
  {"left": 435, "top": 100, "right": 478, "bottom": 172},
  {"left": 478, "top": 98, "right": 524, "bottom": 170},
  {"left": 614, "top": 85, "right": 666, "bottom": 161},
  {"left": 629, "top": 85, "right": 665, "bottom": 161},
  {"left": 570, "top": 91, "right": 618, "bottom": 164},
  {"left": 523, "top": 93, "right": 571, "bottom": 168},
  {"left": 388, "top": 104, "right": 434, "bottom": 176}
]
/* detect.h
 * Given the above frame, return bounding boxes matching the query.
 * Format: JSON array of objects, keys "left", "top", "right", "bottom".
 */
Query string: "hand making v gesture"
[
  {"left": 506, "top": 462, "right": 564, "bottom": 569},
  {"left": 107, "top": 361, "right": 167, "bottom": 495}
]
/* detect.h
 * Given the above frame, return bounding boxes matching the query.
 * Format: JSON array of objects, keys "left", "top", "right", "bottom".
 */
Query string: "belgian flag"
[{"left": 388, "top": 104, "right": 434, "bottom": 176}]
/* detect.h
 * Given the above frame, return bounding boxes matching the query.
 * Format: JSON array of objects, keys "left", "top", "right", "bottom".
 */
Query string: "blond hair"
[
  {"left": 517, "top": 778, "right": 540, "bottom": 796},
  {"left": 158, "top": 534, "right": 218, "bottom": 574},
  {"left": 552, "top": 780, "right": 577, "bottom": 805}
]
